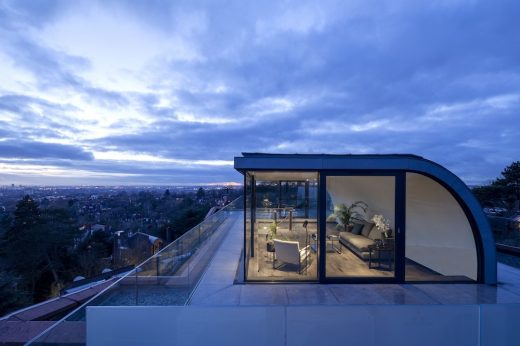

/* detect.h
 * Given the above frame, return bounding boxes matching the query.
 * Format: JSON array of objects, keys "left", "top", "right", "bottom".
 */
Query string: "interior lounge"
[{"left": 235, "top": 153, "right": 497, "bottom": 284}]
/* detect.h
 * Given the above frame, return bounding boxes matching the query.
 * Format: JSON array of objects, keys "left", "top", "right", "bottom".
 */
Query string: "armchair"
[{"left": 273, "top": 239, "right": 310, "bottom": 274}]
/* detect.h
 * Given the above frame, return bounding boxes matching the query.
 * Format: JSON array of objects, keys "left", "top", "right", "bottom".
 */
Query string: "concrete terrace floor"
[{"left": 189, "top": 213, "right": 520, "bottom": 306}]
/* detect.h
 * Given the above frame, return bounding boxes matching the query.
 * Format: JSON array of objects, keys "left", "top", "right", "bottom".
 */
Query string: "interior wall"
[
  {"left": 406, "top": 173, "right": 477, "bottom": 280},
  {"left": 326, "top": 176, "right": 395, "bottom": 229}
]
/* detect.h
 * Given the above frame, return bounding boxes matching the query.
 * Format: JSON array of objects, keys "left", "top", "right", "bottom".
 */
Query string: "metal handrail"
[{"left": 496, "top": 243, "right": 520, "bottom": 256}]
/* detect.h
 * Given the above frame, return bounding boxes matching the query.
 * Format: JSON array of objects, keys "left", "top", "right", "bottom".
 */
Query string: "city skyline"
[{"left": 1, "top": 1, "right": 519, "bottom": 185}]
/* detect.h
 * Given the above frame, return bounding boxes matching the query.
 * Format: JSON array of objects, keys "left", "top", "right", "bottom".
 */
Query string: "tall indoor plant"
[{"left": 333, "top": 201, "right": 368, "bottom": 231}]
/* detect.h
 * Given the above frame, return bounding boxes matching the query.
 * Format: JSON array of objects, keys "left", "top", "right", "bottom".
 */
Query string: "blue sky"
[{"left": 0, "top": 0, "right": 519, "bottom": 185}]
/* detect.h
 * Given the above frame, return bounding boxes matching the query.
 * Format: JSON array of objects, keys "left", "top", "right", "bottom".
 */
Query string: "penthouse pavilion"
[{"left": 234, "top": 153, "right": 496, "bottom": 284}]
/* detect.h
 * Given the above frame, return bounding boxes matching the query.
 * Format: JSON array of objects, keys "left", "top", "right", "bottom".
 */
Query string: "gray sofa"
[{"left": 335, "top": 220, "right": 386, "bottom": 260}]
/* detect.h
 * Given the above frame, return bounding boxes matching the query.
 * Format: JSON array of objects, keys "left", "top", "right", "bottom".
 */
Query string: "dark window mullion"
[
  {"left": 395, "top": 172, "right": 406, "bottom": 282},
  {"left": 318, "top": 172, "right": 327, "bottom": 282}
]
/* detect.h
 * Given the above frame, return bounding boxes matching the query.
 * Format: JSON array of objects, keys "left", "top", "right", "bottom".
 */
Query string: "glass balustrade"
[{"left": 28, "top": 196, "right": 243, "bottom": 345}]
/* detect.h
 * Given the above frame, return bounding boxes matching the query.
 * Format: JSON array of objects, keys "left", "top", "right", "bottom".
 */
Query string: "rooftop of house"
[
  {"left": 233, "top": 152, "right": 451, "bottom": 176},
  {"left": 16, "top": 206, "right": 520, "bottom": 345},
  {"left": 240, "top": 152, "right": 424, "bottom": 159}
]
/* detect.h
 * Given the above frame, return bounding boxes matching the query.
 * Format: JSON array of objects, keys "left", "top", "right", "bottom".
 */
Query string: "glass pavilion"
[{"left": 234, "top": 153, "right": 496, "bottom": 284}]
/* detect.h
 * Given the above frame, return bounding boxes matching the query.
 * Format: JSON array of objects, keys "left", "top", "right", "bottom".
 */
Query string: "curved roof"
[{"left": 234, "top": 153, "right": 496, "bottom": 284}]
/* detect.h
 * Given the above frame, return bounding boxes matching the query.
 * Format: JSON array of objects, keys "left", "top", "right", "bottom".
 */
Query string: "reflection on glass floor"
[{"left": 326, "top": 249, "right": 394, "bottom": 278}]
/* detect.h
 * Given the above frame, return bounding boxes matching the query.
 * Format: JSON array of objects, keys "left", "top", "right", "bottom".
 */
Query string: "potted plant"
[
  {"left": 266, "top": 221, "right": 278, "bottom": 252},
  {"left": 333, "top": 201, "right": 368, "bottom": 232}
]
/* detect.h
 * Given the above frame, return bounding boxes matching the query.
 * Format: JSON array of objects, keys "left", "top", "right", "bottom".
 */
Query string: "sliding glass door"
[
  {"left": 244, "top": 171, "right": 319, "bottom": 281},
  {"left": 322, "top": 174, "right": 397, "bottom": 281}
]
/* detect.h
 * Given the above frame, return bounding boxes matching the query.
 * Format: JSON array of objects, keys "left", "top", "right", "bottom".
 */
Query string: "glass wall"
[
  {"left": 325, "top": 176, "right": 396, "bottom": 278},
  {"left": 244, "top": 170, "right": 480, "bottom": 283},
  {"left": 405, "top": 173, "right": 477, "bottom": 281},
  {"left": 245, "top": 171, "right": 318, "bottom": 281},
  {"left": 244, "top": 173, "right": 252, "bottom": 278}
]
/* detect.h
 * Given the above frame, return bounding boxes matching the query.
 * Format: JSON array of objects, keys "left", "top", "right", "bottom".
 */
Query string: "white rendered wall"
[
  {"left": 327, "top": 176, "right": 395, "bottom": 229},
  {"left": 406, "top": 173, "right": 477, "bottom": 280},
  {"left": 87, "top": 304, "right": 520, "bottom": 346}
]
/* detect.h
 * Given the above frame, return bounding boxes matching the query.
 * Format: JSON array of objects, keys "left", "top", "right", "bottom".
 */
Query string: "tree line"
[
  {"left": 472, "top": 161, "right": 520, "bottom": 214},
  {"left": 0, "top": 196, "right": 80, "bottom": 315},
  {"left": 0, "top": 187, "right": 238, "bottom": 316}
]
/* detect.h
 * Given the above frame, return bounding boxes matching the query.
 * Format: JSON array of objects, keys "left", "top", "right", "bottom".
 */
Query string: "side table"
[
  {"left": 368, "top": 244, "right": 394, "bottom": 271},
  {"left": 327, "top": 234, "right": 342, "bottom": 254}
]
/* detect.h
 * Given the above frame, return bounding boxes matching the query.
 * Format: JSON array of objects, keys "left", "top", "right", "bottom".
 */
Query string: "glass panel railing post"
[
  {"left": 135, "top": 268, "right": 138, "bottom": 306},
  {"left": 156, "top": 255, "right": 160, "bottom": 277}
]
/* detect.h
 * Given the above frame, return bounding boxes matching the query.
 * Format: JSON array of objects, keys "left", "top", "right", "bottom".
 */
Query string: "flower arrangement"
[{"left": 371, "top": 214, "right": 390, "bottom": 232}]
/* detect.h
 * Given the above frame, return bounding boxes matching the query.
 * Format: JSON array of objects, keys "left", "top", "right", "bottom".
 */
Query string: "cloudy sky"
[{"left": 0, "top": 0, "right": 519, "bottom": 185}]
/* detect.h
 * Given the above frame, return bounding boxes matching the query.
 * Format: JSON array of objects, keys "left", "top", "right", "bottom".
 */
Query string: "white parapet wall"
[{"left": 87, "top": 304, "right": 520, "bottom": 346}]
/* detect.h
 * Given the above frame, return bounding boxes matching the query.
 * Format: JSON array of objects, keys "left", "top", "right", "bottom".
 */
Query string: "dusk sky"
[{"left": 0, "top": 0, "right": 519, "bottom": 185}]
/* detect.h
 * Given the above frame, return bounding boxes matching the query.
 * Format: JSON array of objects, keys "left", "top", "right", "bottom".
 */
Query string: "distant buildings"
[{"left": 114, "top": 231, "right": 164, "bottom": 266}]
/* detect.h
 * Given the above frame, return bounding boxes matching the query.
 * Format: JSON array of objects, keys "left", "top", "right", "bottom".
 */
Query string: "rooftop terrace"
[
  {"left": 25, "top": 200, "right": 520, "bottom": 345},
  {"left": 191, "top": 213, "right": 520, "bottom": 306}
]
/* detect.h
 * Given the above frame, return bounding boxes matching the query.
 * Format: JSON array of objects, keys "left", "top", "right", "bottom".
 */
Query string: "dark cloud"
[
  {"left": 0, "top": 94, "right": 81, "bottom": 141},
  {"left": 0, "top": 140, "right": 93, "bottom": 160},
  {"left": 0, "top": 0, "right": 74, "bottom": 30},
  {"left": 91, "top": 117, "right": 293, "bottom": 161}
]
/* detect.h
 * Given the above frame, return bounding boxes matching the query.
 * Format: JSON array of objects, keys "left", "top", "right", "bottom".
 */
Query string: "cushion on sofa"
[
  {"left": 351, "top": 223, "right": 363, "bottom": 235},
  {"left": 339, "top": 232, "right": 357, "bottom": 241},
  {"left": 361, "top": 221, "right": 375, "bottom": 237},
  {"left": 368, "top": 227, "right": 383, "bottom": 240}
]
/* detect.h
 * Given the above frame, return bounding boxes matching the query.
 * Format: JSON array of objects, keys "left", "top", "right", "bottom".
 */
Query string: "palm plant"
[{"left": 333, "top": 201, "right": 368, "bottom": 232}]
